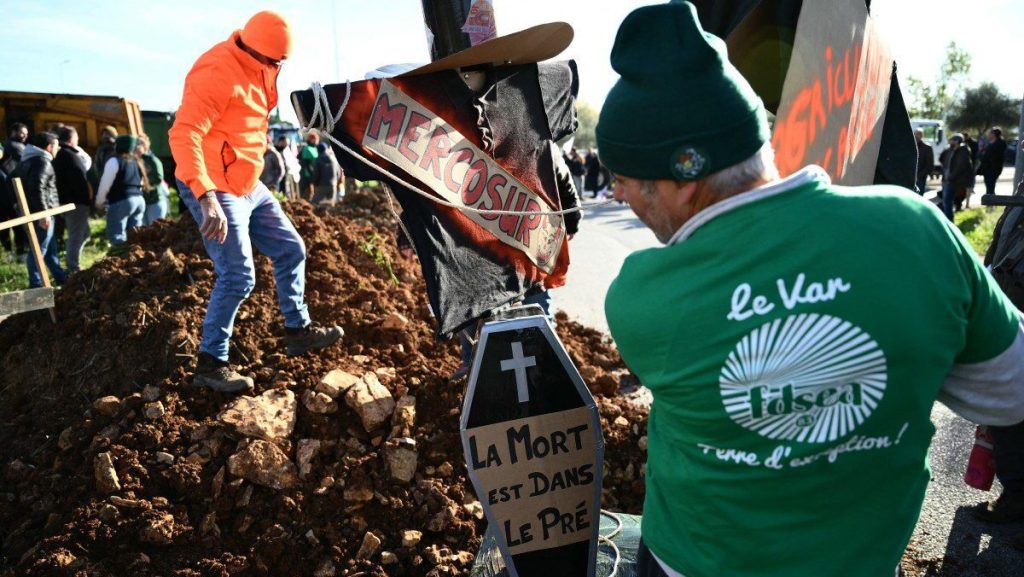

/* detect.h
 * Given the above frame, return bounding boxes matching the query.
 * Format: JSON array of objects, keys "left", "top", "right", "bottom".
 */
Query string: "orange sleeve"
[{"left": 169, "top": 59, "right": 232, "bottom": 198}]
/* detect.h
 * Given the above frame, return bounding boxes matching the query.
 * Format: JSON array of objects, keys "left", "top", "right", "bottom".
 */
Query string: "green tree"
[
  {"left": 948, "top": 82, "right": 1021, "bottom": 136},
  {"left": 906, "top": 42, "right": 972, "bottom": 119},
  {"left": 574, "top": 100, "right": 599, "bottom": 150}
]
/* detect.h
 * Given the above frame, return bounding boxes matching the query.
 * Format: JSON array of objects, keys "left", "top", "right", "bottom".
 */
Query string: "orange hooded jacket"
[{"left": 169, "top": 30, "right": 279, "bottom": 199}]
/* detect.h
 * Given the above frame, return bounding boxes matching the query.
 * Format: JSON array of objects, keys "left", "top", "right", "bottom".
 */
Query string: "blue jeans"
[
  {"left": 523, "top": 289, "right": 552, "bottom": 317},
  {"left": 107, "top": 195, "right": 146, "bottom": 244},
  {"left": 941, "top": 182, "right": 956, "bottom": 221},
  {"left": 26, "top": 219, "right": 67, "bottom": 288},
  {"left": 144, "top": 185, "right": 170, "bottom": 225},
  {"left": 178, "top": 180, "right": 310, "bottom": 361}
]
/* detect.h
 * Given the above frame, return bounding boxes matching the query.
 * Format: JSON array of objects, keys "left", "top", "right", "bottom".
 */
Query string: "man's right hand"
[
  {"left": 38, "top": 216, "right": 51, "bottom": 231},
  {"left": 198, "top": 192, "right": 228, "bottom": 244}
]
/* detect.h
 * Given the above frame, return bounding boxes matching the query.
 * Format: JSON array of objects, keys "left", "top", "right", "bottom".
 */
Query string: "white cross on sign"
[{"left": 500, "top": 341, "right": 537, "bottom": 403}]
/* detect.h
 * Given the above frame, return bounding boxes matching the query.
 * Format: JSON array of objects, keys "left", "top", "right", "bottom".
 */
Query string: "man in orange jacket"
[{"left": 170, "top": 10, "right": 342, "bottom": 392}]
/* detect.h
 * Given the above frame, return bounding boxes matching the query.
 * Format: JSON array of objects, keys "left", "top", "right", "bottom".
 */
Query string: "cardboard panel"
[{"left": 770, "top": 0, "right": 893, "bottom": 185}]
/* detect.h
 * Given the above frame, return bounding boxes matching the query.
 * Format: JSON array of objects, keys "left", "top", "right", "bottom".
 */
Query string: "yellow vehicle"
[{"left": 0, "top": 91, "right": 143, "bottom": 156}]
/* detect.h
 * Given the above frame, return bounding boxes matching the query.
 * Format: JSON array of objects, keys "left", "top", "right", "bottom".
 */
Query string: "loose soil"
[{"left": 0, "top": 196, "right": 647, "bottom": 577}]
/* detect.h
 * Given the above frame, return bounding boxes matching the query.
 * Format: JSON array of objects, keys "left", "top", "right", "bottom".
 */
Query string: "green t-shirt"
[{"left": 605, "top": 167, "right": 1018, "bottom": 577}]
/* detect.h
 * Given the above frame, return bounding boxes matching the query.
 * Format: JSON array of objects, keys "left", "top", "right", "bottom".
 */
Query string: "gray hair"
[
  {"left": 639, "top": 141, "right": 779, "bottom": 198},
  {"left": 704, "top": 141, "right": 779, "bottom": 197}
]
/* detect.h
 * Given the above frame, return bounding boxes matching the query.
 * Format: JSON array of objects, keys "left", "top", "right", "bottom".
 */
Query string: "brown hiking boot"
[
  {"left": 975, "top": 490, "right": 1024, "bottom": 524},
  {"left": 284, "top": 322, "right": 344, "bottom": 357},
  {"left": 194, "top": 352, "right": 254, "bottom": 393}
]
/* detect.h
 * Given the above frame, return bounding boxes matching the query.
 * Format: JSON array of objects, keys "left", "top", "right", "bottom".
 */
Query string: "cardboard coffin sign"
[{"left": 461, "top": 314, "right": 603, "bottom": 577}]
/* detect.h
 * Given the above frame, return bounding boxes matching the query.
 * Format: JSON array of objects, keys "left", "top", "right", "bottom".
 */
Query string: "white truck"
[{"left": 911, "top": 118, "right": 947, "bottom": 178}]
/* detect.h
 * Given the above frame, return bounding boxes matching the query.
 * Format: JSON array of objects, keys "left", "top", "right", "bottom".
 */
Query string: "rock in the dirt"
[
  {"left": 138, "top": 512, "right": 175, "bottom": 545},
  {"left": 385, "top": 438, "right": 417, "bottom": 483},
  {"left": 155, "top": 451, "right": 175, "bottom": 465},
  {"left": 58, "top": 426, "right": 75, "bottom": 450},
  {"left": 401, "top": 529, "right": 423, "bottom": 547},
  {"left": 613, "top": 416, "right": 629, "bottom": 428},
  {"left": 141, "top": 385, "right": 161, "bottom": 402},
  {"left": 381, "top": 312, "right": 409, "bottom": 330},
  {"left": 638, "top": 436, "right": 648, "bottom": 451},
  {"left": 217, "top": 389, "right": 296, "bottom": 442},
  {"left": 98, "top": 504, "right": 118, "bottom": 522},
  {"left": 356, "top": 531, "right": 382, "bottom": 560},
  {"left": 296, "top": 439, "right": 321, "bottom": 480},
  {"left": 392, "top": 395, "right": 416, "bottom": 430},
  {"left": 344, "top": 373, "right": 395, "bottom": 431},
  {"left": 144, "top": 401, "right": 166, "bottom": 420},
  {"left": 92, "top": 396, "right": 121, "bottom": 416},
  {"left": 317, "top": 369, "right": 360, "bottom": 399},
  {"left": 381, "top": 551, "right": 398, "bottom": 565},
  {"left": 227, "top": 440, "right": 298, "bottom": 490},
  {"left": 302, "top": 389, "right": 338, "bottom": 414},
  {"left": 343, "top": 481, "right": 374, "bottom": 502},
  {"left": 463, "top": 500, "right": 484, "bottom": 520},
  {"left": 313, "top": 559, "right": 336, "bottom": 577},
  {"left": 94, "top": 452, "right": 120, "bottom": 493}
]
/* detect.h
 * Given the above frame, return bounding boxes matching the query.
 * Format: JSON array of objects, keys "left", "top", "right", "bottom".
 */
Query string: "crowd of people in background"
[
  {"left": 915, "top": 125, "right": 1013, "bottom": 221},
  {"left": 0, "top": 119, "right": 343, "bottom": 289},
  {"left": 262, "top": 130, "right": 345, "bottom": 204},
  {"left": 0, "top": 122, "right": 171, "bottom": 286},
  {"left": 563, "top": 146, "right": 614, "bottom": 199}
]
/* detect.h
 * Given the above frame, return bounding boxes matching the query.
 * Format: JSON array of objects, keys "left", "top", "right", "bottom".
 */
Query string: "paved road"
[{"left": 551, "top": 174, "right": 1024, "bottom": 576}]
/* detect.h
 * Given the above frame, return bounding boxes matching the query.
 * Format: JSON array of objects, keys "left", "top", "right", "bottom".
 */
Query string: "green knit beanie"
[
  {"left": 115, "top": 134, "right": 138, "bottom": 154},
  {"left": 596, "top": 0, "right": 770, "bottom": 181}
]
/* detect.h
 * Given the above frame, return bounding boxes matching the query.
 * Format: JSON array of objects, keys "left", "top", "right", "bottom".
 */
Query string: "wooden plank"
[
  {"left": 0, "top": 287, "right": 54, "bottom": 316},
  {"left": 12, "top": 178, "right": 57, "bottom": 323},
  {"left": 0, "top": 203, "right": 75, "bottom": 232}
]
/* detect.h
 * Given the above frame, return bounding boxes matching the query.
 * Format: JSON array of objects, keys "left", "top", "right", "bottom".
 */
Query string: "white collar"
[{"left": 667, "top": 165, "right": 830, "bottom": 246}]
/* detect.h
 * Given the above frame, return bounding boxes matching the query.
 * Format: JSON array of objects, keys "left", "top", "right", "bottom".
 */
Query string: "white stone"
[
  {"left": 92, "top": 396, "right": 121, "bottom": 417},
  {"left": 296, "top": 439, "right": 321, "bottom": 480},
  {"left": 317, "top": 369, "right": 361, "bottom": 399},
  {"left": 344, "top": 373, "right": 395, "bottom": 432},
  {"left": 401, "top": 529, "right": 422, "bottom": 547},
  {"left": 218, "top": 389, "right": 296, "bottom": 442},
  {"left": 302, "top": 390, "right": 338, "bottom": 414},
  {"left": 94, "top": 452, "right": 120, "bottom": 493},
  {"left": 227, "top": 440, "right": 298, "bottom": 490}
]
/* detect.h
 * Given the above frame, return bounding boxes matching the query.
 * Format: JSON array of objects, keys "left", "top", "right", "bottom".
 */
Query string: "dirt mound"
[{"left": 0, "top": 202, "right": 647, "bottom": 577}]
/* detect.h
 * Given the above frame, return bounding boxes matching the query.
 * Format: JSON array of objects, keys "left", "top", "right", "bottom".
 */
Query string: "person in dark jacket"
[
  {"left": 565, "top": 147, "right": 586, "bottom": 200},
  {"left": 13, "top": 131, "right": 67, "bottom": 287},
  {"left": 914, "top": 129, "right": 934, "bottom": 195},
  {"left": 979, "top": 127, "right": 1008, "bottom": 195},
  {"left": 584, "top": 148, "right": 602, "bottom": 197},
  {"left": 53, "top": 126, "right": 93, "bottom": 273},
  {"left": 1, "top": 122, "right": 28, "bottom": 176},
  {"left": 260, "top": 134, "right": 285, "bottom": 192},
  {"left": 311, "top": 142, "right": 343, "bottom": 204},
  {"left": 95, "top": 135, "right": 148, "bottom": 244},
  {"left": 941, "top": 134, "right": 973, "bottom": 220},
  {"left": 1, "top": 122, "right": 30, "bottom": 258},
  {"left": 136, "top": 134, "right": 169, "bottom": 225}
]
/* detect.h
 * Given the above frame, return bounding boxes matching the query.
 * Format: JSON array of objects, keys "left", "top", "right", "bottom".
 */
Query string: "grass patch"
[
  {"left": 0, "top": 217, "right": 111, "bottom": 294},
  {"left": 955, "top": 207, "right": 1001, "bottom": 256}
]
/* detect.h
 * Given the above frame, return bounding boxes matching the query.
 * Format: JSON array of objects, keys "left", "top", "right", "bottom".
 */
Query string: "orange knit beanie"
[{"left": 240, "top": 10, "right": 292, "bottom": 61}]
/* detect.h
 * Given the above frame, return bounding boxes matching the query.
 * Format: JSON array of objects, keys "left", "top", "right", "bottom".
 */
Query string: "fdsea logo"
[{"left": 720, "top": 313, "right": 887, "bottom": 444}]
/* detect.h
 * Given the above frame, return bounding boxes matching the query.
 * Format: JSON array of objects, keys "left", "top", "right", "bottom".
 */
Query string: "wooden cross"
[{"left": 0, "top": 177, "right": 75, "bottom": 321}]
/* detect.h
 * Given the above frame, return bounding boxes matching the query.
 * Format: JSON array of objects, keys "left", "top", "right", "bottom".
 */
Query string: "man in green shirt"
[{"left": 597, "top": 3, "right": 1024, "bottom": 576}]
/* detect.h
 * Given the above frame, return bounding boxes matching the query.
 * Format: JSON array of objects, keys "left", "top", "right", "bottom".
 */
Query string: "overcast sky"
[{"left": 2, "top": 0, "right": 1022, "bottom": 125}]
